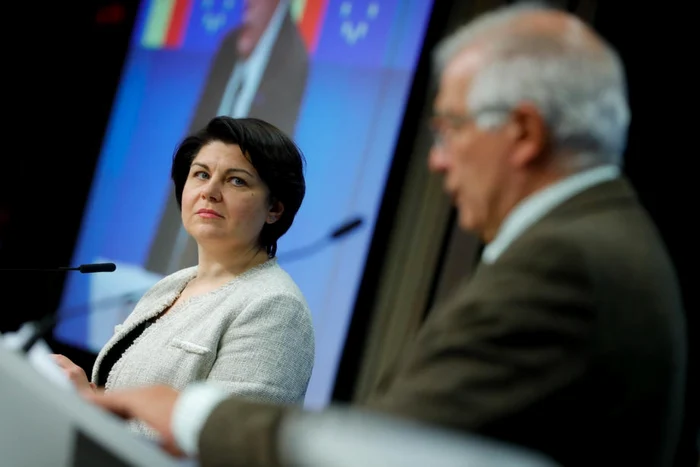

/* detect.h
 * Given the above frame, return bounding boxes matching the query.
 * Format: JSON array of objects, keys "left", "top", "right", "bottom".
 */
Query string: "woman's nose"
[{"left": 201, "top": 181, "right": 222, "bottom": 201}]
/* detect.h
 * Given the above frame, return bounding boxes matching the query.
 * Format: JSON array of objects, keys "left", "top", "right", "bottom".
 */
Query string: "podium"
[
  {"left": 1, "top": 337, "right": 559, "bottom": 467},
  {"left": 279, "top": 407, "right": 561, "bottom": 467},
  {"left": 0, "top": 344, "right": 191, "bottom": 467}
]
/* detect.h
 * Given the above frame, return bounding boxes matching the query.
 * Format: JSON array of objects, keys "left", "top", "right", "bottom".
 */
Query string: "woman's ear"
[{"left": 267, "top": 199, "right": 284, "bottom": 224}]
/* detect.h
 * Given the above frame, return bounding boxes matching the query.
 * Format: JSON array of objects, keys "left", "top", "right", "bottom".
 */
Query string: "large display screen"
[{"left": 55, "top": 0, "right": 434, "bottom": 408}]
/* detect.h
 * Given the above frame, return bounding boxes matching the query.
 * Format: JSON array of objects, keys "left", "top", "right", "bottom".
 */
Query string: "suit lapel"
[{"left": 488, "top": 177, "right": 639, "bottom": 265}]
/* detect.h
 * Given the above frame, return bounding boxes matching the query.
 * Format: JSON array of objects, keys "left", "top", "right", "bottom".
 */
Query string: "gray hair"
[{"left": 434, "top": 2, "right": 630, "bottom": 169}]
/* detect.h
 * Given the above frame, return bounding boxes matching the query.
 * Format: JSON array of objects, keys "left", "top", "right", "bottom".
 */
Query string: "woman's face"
[{"left": 181, "top": 141, "right": 283, "bottom": 251}]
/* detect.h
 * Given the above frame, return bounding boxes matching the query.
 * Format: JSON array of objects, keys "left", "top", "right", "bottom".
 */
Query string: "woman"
[{"left": 53, "top": 116, "right": 314, "bottom": 436}]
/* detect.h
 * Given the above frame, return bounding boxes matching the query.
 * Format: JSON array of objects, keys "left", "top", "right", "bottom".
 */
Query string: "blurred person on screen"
[
  {"left": 53, "top": 117, "right": 314, "bottom": 441},
  {"left": 146, "top": 0, "right": 309, "bottom": 275},
  {"left": 85, "top": 4, "right": 687, "bottom": 467},
  {"left": 191, "top": 0, "right": 308, "bottom": 136}
]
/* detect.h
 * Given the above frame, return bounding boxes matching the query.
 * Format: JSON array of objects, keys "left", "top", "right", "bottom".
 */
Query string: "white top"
[
  {"left": 482, "top": 165, "right": 621, "bottom": 264},
  {"left": 91, "top": 258, "right": 315, "bottom": 440}
]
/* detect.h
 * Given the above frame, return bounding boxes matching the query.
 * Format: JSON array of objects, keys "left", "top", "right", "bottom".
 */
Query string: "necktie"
[{"left": 229, "top": 76, "right": 245, "bottom": 117}]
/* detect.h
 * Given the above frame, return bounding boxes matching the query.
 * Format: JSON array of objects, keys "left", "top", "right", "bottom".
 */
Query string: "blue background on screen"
[{"left": 55, "top": 0, "right": 434, "bottom": 408}]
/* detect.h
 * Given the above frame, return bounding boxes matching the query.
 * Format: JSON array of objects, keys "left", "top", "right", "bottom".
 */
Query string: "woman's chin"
[{"left": 190, "top": 227, "right": 230, "bottom": 243}]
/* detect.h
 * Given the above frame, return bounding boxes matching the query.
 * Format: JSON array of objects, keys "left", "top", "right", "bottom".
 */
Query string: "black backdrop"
[
  {"left": 594, "top": 4, "right": 697, "bottom": 466},
  {"left": 0, "top": 0, "right": 140, "bottom": 363}
]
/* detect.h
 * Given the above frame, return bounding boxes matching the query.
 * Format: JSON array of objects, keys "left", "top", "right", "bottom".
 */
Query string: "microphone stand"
[
  {"left": 277, "top": 238, "right": 331, "bottom": 263},
  {"left": 20, "top": 314, "right": 56, "bottom": 353}
]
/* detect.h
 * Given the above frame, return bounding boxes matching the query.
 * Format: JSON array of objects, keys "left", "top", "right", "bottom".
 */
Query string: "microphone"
[
  {"left": 278, "top": 216, "right": 364, "bottom": 263},
  {"left": 0, "top": 262, "right": 117, "bottom": 274},
  {"left": 330, "top": 218, "right": 363, "bottom": 239},
  {"left": 1, "top": 262, "right": 118, "bottom": 353},
  {"left": 61, "top": 263, "right": 117, "bottom": 273}
]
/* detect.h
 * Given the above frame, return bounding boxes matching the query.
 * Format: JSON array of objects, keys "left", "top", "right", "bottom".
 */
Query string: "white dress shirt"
[
  {"left": 216, "top": 1, "right": 289, "bottom": 118},
  {"left": 173, "top": 382, "right": 230, "bottom": 456},
  {"left": 482, "top": 164, "right": 621, "bottom": 264}
]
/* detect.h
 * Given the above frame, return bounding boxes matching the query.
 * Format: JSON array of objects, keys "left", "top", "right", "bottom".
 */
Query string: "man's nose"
[{"left": 428, "top": 145, "right": 449, "bottom": 173}]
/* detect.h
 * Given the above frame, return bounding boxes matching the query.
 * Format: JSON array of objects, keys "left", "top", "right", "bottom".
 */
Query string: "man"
[
  {"left": 87, "top": 4, "right": 687, "bottom": 467},
  {"left": 145, "top": 0, "right": 309, "bottom": 274}
]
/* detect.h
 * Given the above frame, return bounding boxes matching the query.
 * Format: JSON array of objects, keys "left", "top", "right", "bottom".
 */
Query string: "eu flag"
[
  {"left": 182, "top": 0, "right": 244, "bottom": 51},
  {"left": 314, "top": 0, "right": 399, "bottom": 67}
]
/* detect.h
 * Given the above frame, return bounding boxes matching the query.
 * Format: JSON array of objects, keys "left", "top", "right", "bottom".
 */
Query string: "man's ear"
[
  {"left": 508, "top": 102, "right": 550, "bottom": 168},
  {"left": 267, "top": 199, "right": 284, "bottom": 224}
]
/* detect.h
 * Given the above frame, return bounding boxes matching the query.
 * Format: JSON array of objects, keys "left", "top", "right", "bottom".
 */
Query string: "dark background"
[
  {"left": 0, "top": 0, "right": 141, "bottom": 364},
  {"left": 0, "top": 1, "right": 695, "bottom": 465}
]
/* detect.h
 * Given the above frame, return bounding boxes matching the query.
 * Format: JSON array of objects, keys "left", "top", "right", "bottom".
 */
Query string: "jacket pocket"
[{"left": 169, "top": 339, "right": 212, "bottom": 356}]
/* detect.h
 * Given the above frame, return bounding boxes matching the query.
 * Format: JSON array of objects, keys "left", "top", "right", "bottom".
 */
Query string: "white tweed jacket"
[{"left": 91, "top": 258, "right": 314, "bottom": 437}]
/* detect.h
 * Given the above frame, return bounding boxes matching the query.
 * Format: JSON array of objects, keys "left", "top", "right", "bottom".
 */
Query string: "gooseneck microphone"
[
  {"left": 330, "top": 218, "right": 363, "bottom": 239},
  {"left": 0, "top": 262, "right": 118, "bottom": 353},
  {"left": 278, "top": 216, "right": 364, "bottom": 263},
  {"left": 0, "top": 262, "right": 117, "bottom": 274},
  {"left": 60, "top": 263, "right": 117, "bottom": 273}
]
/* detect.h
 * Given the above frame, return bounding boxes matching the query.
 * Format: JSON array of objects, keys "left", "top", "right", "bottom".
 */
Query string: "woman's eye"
[
  {"left": 230, "top": 177, "right": 246, "bottom": 187},
  {"left": 194, "top": 171, "right": 209, "bottom": 179}
]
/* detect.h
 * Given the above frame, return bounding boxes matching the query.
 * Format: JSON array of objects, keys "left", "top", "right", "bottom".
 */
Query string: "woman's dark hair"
[{"left": 171, "top": 116, "right": 306, "bottom": 257}]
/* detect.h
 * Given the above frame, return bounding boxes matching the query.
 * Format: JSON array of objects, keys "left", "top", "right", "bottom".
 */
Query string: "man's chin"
[
  {"left": 236, "top": 31, "right": 256, "bottom": 58},
  {"left": 457, "top": 211, "right": 481, "bottom": 236}
]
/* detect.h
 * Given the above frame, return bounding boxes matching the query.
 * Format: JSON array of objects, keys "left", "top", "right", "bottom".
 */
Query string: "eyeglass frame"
[{"left": 429, "top": 106, "right": 512, "bottom": 148}]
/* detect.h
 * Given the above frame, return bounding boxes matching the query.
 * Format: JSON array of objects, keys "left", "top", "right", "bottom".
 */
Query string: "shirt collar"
[{"left": 481, "top": 164, "right": 621, "bottom": 264}]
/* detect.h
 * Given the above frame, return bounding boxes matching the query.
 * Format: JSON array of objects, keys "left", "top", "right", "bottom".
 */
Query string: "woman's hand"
[
  {"left": 84, "top": 385, "right": 185, "bottom": 457},
  {"left": 51, "top": 354, "right": 95, "bottom": 393}
]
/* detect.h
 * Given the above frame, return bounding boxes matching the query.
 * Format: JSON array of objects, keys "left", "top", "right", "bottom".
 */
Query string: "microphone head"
[
  {"left": 330, "top": 217, "right": 364, "bottom": 239},
  {"left": 78, "top": 262, "right": 117, "bottom": 273}
]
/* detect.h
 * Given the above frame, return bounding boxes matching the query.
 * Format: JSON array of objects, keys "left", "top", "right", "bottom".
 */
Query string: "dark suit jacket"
[
  {"left": 197, "top": 178, "right": 687, "bottom": 467},
  {"left": 145, "top": 14, "right": 309, "bottom": 274}
]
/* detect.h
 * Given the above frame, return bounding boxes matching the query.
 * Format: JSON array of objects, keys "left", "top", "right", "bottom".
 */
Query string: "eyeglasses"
[{"left": 429, "top": 107, "right": 512, "bottom": 148}]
